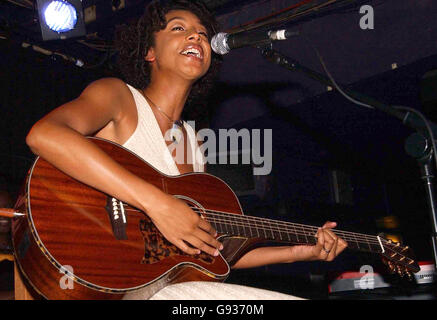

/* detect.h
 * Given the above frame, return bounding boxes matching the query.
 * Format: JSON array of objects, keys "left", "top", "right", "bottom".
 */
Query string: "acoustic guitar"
[{"left": 4, "top": 137, "right": 419, "bottom": 299}]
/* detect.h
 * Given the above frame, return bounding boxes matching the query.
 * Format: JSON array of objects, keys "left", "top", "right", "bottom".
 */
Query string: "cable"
[
  {"left": 301, "top": 34, "right": 375, "bottom": 109},
  {"left": 4, "top": 0, "right": 33, "bottom": 9}
]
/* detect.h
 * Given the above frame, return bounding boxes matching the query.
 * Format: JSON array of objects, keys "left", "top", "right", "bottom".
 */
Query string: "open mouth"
[{"left": 180, "top": 45, "right": 204, "bottom": 60}]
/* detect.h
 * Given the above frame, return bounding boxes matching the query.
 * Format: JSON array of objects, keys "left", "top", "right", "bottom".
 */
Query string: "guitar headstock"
[{"left": 380, "top": 237, "right": 420, "bottom": 280}]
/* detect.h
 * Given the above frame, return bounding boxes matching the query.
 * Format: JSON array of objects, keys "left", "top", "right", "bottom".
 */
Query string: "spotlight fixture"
[{"left": 36, "top": 0, "right": 86, "bottom": 41}]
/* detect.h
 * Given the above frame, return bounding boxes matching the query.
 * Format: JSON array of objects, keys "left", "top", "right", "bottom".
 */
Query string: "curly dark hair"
[{"left": 114, "top": 0, "right": 222, "bottom": 108}]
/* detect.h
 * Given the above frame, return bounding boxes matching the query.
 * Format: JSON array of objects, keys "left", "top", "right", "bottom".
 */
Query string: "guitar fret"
[
  {"left": 301, "top": 225, "right": 308, "bottom": 244},
  {"left": 254, "top": 220, "right": 260, "bottom": 238},
  {"left": 262, "top": 220, "right": 268, "bottom": 239},
  {"left": 353, "top": 233, "right": 360, "bottom": 250},
  {"left": 276, "top": 222, "right": 283, "bottom": 241},
  {"left": 237, "top": 220, "right": 245, "bottom": 236},
  {"left": 366, "top": 238, "right": 372, "bottom": 251},
  {"left": 242, "top": 218, "right": 249, "bottom": 238},
  {"left": 230, "top": 218, "right": 236, "bottom": 236},
  {"left": 251, "top": 224, "right": 257, "bottom": 238},
  {"left": 268, "top": 224, "right": 274, "bottom": 240},
  {"left": 294, "top": 224, "right": 299, "bottom": 243},
  {"left": 230, "top": 215, "right": 236, "bottom": 235},
  {"left": 224, "top": 220, "right": 231, "bottom": 235}
]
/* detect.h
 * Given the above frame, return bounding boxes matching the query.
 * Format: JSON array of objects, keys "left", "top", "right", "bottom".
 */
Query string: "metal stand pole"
[
  {"left": 419, "top": 160, "right": 437, "bottom": 266},
  {"left": 406, "top": 133, "right": 437, "bottom": 266}
]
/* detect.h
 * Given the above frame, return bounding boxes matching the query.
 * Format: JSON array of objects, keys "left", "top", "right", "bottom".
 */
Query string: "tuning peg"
[
  {"left": 387, "top": 261, "right": 396, "bottom": 274},
  {"left": 396, "top": 266, "right": 404, "bottom": 277},
  {"left": 406, "top": 271, "right": 414, "bottom": 281}
]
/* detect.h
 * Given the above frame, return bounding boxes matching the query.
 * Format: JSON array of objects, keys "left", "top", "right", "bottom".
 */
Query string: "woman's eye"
[
  {"left": 172, "top": 26, "right": 184, "bottom": 31},
  {"left": 199, "top": 31, "right": 208, "bottom": 37}
]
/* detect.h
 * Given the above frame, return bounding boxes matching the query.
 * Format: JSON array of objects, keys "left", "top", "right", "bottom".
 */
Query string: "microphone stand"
[{"left": 261, "top": 47, "right": 437, "bottom": 266}]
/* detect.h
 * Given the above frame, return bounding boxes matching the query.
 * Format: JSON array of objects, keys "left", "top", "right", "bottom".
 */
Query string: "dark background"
[{"left": 1, "top": 0, "right": 437, "bottom": 298}]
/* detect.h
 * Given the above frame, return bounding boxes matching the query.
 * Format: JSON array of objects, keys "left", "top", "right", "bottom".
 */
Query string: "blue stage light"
[
  {"left": 43, "top": 1, "right": 77, "bottom": 33},
  {"left": 37, "top": 0, "right": 85, "bottom": 41}
]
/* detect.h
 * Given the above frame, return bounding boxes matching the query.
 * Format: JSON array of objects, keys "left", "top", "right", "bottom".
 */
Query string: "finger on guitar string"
[
  {"left": 198, "top": 217, "right": 219, "bottom": 237},
  {"left": 314, "top": 227, "right": 326, "bottom": 258},
  {"left": 185, "top": 234, "right": 221, "bottom": 257},
  {"left": 194, "top": 225, "right": 224, "bottom": 252},
  {"left": 174, "top": 239, "right": 202, "bottom": 256},
  {"left": 336, "top": 236, "right": 348, "bottom": 255},
  {"left": 322, "top": 221, "right": 337, "bottom": 229},
  {"left": 323, "top": 229, "right": 338, "bottom": 262},
  {"left": 322, "top": 224, "right": 348, "bottom": 257},
  {"left": 315, "top": 226, "right": 336, "bottom": 261},
  {"left": 147, "top": 194, "right": 223, "bottom": 257}
]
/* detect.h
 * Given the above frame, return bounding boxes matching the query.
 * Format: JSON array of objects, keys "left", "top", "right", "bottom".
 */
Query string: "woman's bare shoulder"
[{"left": 81, "top": 77, "right": 132, "bottom": 101}]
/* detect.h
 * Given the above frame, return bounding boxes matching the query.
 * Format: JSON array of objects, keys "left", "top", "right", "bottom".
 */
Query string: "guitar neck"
[{"left": 205, "top": 212, "right": 384, "bottom": 254}]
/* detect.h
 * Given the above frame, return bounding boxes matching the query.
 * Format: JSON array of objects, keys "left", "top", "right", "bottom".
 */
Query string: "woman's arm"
[
  {"left": 231, "top": 222, "right": 348, "bottom": 269},
  {"left": 26, "top": 78, "right": 222, "bottom": 257}
]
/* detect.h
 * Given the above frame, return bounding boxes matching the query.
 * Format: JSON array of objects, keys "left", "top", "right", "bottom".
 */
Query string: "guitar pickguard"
[{"left": 139, "top": 218, "right": 214, "bottom": 265}]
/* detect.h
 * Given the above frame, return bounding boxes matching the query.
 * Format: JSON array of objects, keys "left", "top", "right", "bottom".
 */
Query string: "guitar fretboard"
[{"left": 203, "top": 211, "right": 384, "bottom": 254}]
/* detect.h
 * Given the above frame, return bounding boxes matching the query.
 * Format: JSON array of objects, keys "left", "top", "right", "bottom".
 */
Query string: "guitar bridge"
[{"left": 105, "top": 196, "right": 128, "bottom": 240}]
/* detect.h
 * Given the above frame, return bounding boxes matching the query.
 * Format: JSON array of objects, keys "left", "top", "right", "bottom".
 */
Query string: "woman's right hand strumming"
[{"left": 145, "top": 190, "right": 223, "bottom": 256}]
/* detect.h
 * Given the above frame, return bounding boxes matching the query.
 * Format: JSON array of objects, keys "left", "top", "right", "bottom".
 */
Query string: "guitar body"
[{"left": 12, "top": 138, "right": 245, "bottom": 300}]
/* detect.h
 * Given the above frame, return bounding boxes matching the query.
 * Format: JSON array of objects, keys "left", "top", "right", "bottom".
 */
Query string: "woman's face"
[{"left": 146, "top": 10, "right": 212, "bottom": 83}]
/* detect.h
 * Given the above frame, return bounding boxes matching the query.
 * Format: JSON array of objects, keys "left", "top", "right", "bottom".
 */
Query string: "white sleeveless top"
[{"left": 123, "top": 83, "right": 205, "bottom": 175}]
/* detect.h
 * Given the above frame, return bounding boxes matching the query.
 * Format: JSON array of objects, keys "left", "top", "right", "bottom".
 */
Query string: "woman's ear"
[{"left": 145, "top": 47, "right": 156, "bottom": 63}]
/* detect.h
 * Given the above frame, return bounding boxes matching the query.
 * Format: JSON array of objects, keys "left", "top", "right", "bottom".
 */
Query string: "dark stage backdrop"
[{"left": 0, "top": 40, "right": 107, "bottom": 199}]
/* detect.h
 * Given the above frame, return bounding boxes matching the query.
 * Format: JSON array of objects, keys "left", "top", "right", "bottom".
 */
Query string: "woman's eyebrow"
[
  {"left": 167, "top": 16, "right": 186, "bottom": 24},
  {"left": 167, "top": 17, "right": 207, "bottom": 31}
]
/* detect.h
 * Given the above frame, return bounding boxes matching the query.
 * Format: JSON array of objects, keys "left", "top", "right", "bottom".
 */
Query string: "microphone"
[{"left": 211, "top": 27, "right": 298, "bottom": 55}]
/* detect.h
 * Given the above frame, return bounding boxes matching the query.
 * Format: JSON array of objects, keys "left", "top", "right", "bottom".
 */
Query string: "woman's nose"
[{"left": 186, "top": 29, "right": 201, "bottom": 42}]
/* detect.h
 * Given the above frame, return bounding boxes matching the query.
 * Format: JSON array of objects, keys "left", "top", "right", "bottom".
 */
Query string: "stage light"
[
  {"left": 36, "top": 0, "right": 86, "bottom": 41},
  {"left": 44, "top": 1, "right": 77, "bottom": 33}
]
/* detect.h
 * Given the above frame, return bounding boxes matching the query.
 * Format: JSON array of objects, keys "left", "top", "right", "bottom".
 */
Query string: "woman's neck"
[{"left": 143, "top": 75, "right": 193, "bottom": 122}]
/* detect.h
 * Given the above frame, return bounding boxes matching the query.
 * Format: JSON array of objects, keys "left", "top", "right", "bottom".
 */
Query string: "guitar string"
[
  {"left": 191, "top": 208, "right": 383, "bottom": 244},
  {"left": 203, "top": 215, "right": 381, "bottom": 246},
  {"left": 188, "top": 205, "right": 384, "bottom": 240}
]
